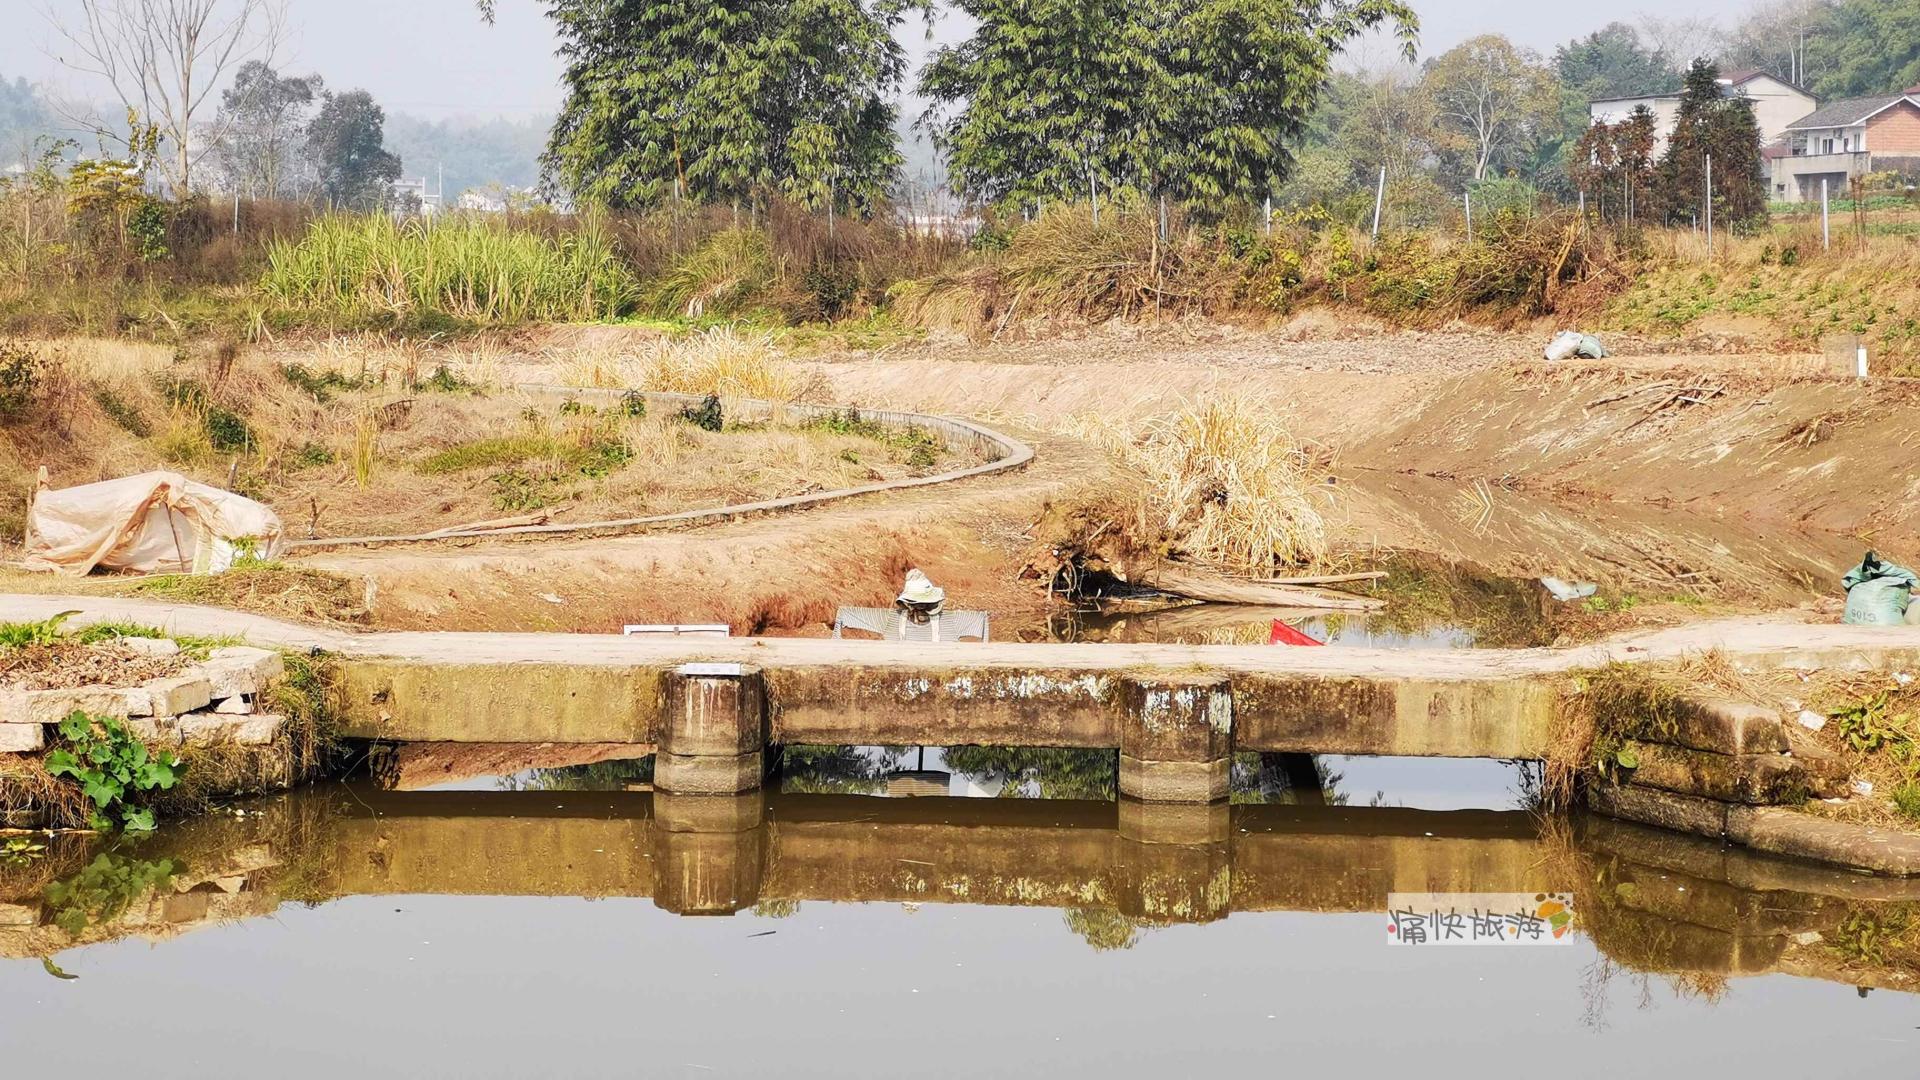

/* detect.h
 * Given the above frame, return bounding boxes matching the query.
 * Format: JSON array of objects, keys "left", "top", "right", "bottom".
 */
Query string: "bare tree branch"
[{"left": 35, "top": 0, "right": 286, "bottom": 195}]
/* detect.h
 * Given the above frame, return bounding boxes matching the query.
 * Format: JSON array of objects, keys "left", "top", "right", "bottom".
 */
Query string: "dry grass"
[
  {"left": 549, "top": 327, "right": 816, "bottom": 404},
  {"left": 1061, "top": 395, "right": 1331, "bottom": 575}
]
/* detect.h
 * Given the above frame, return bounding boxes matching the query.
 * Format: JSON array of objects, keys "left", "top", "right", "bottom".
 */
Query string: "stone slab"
[
  {"left": 1625, "top": 741, "right": 1850, "bottom": 804},
  {"left": 1587, "top": 782, "right": 1729, "bottom": 840},
  {"left": 177, "top": 712, "right": 286, "bottom": 747},
  {"left": 1728, "top": 806, "right": 1920, "bottom": 877},
  {"left": 213, "top": 696, "right": 252, "bottom": 715},
  {"left": 0, "top": 723, "right": 44, "bottom": 753},
  {"left": 1665, "top": 696, "right": 1790, "bottom": 755},
  {"left": 144, "top": 675, "right": 212, "bottom": 718},
  {"left": 22, "top": 686, "right": 137, "bottom": 724},
  {"left": 119, "top": 637, "right": 180, "bottom": 657},
  {"left": 202, "top": 647, "right": 284, "bottom": 698}
]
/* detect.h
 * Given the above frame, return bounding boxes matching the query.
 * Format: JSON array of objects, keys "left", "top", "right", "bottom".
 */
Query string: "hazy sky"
[{"left": 6, "top": 0, "right": 1770, "bottom": 123}]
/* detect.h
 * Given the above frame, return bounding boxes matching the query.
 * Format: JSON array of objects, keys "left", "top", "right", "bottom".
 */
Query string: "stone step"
[{"left": 1623, "top": 739, "right": 1850, "bottom": 804}]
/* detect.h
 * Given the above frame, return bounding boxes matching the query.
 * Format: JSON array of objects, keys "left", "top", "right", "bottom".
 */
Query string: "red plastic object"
[{"left": 1268, "top": 620, "right": 1324, "bottom": 646}]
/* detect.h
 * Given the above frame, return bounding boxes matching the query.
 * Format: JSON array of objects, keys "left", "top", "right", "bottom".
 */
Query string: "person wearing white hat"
[{"left": 896, "top": 568, "right": 946, "bottom": 624}]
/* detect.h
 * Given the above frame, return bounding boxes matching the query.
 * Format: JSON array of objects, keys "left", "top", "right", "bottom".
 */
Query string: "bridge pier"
[
  {"left": 652, "top": 791, "right": 766, "bottom": 915},
  {"left": 1118, "top": 675, "right": 1232, "bottom": 803},
  {"left": 655, "top": 664, "right": 769, "bottom": 795}
]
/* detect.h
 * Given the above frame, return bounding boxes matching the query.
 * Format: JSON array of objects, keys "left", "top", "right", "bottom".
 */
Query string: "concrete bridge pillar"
[
  {"left": 651, "top": 791, "right": 767, "bottom": 915},
  {"left": 1118, "top": 674, "right": 1232, "bottom": 803},
  {"left": 655, "top": 663, "right": 769, "bottom": 795},
  {"left": 1115, "top": 799, "right": 1231, "bottom": 923}
]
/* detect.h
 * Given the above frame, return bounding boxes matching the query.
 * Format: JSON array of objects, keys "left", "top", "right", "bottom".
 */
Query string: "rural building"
[
  {"left": 1771, "top": 86, "right": 1920, "bottom": 202},
  {"left": 1589, "top": 69, "right": 1817, "bottom": 153}
]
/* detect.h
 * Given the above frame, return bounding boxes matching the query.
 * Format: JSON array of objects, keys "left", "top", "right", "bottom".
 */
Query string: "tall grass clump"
[
  {"left": 1065, "top": 395, "right": 1331, "bottom": 574},
  {"left": 637, "top": 327, "right": 809, "bottom": 403},
  {"left": 261, "top": 213, "right": 638, "bottom": 323},
  {"left": 645, "top": 229, "right": 777, "bottom": 317}
]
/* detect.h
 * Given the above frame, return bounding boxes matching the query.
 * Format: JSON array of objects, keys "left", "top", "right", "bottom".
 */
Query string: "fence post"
[
  {"left": 1263, "top": 194, "right": 1271, "bottom": 235},
  {"left": 1705, "top": 153, "right": 1713, "bottom": 256},
  {"left": 1464, "top": 190, "right": 1472, "bottom": 243},
  {"left": 1370, "top": 166, "right": 1385, "bottom": 239},
  {"left": 1089, "top": 162, "right": 1099, "bottom": 227},
  {"left": 1821, "top": 177, "right": 1830, "bottom": 250}
]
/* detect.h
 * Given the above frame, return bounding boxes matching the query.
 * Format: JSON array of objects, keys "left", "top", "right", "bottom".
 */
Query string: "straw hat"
[{"left": 897, "top": 568, "right": 946, "bottom": 606}]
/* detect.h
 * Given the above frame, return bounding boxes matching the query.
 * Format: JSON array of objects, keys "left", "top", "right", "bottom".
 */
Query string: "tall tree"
[
  {"left": 1553, "top": 23, "right": 1677, "bottom": 99},
  {"left": 211, "top": 61, "right": 321, "bottom": 199},
  {"left": 1720, "top": 0, "right": 1827, "bottom": 87},
  {"left": 37, "top": 0, "right": 285, "bottom": 195},
  {"left": 920, "top": 0, "right": 1418, "bottom": 213},
  {"left": 1804, "top": 0, "right": 1920, "bottom": 98},
  {"left": 1656, "top": 60, "right": 1767, "bottom": 228},
  {"left": 1423, "top": 34, "right": 1559, "bottom": 183},
  {"left": 542, "top": 0, "right": 915, "bottom": 214},
  {"left": 1569, "top": 104, "right": 1656, "bottom": 222},
  {"left": 307, "top": 89, "right": 400, "bottom": 211}
]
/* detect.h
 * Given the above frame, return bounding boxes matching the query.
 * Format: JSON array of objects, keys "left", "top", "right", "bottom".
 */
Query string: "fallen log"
[{"left": 1143, "top": 565, "right": 1384, "bottom": 610}]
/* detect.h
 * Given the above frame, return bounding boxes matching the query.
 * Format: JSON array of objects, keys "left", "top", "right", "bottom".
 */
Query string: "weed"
[
  {"left": 204, "top": 404, "right": 254, "bottom": 452},
  {"left": 617, "top": 390, "right": 647, "bottom": 418},
  {"left": 68, "top": 620, "right": 237, "bottom": 657},
  {"left": 681, "top": 392, "right": 724, "bottom": 432},
  {"left": 91, "top": 387, "right": 150, "bottom": 435},
  {"left": 1893, "top": 781, "right": 1920, "bottom": 823},
  {"left": 489, "top": 468, "right": 553, "bottom": 511},
  {"left": 289, "top": 441, "right": 335, "bottom": 469},
  {"left": 0, "top": 612, "right": 78, "bottom": 648},
  {"left": 281, "top": 362, "right": 366, "bottom": 403},
  {"left": 414, "top": 364, "right": 475, "bottom": 394},
  {"left": 352, "top": 410, "right": 378, "bottom": 488},
  {"left": 43, "top": 710, "right": 185, "bottom": 831},
  {"left": 0, "top": 339, "right": 46, "bottom": 421}
]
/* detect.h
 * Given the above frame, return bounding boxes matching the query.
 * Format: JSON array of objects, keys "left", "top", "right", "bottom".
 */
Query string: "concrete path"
[{"left": 8, "top": 593, "right": 1920, "bottom": 680}]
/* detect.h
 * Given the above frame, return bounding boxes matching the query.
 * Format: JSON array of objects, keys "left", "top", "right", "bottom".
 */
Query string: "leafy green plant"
[
  {"left": 43, "top": 711, "right": 184, "bottom": 831},
  {"left": 204, "top": 404, "right": 254, "bottom": 452},
  {"left": 1892, "top": 781, "right": 1920, "bottom": 824},
  {"left": 617, "top": 390, "right": 647, "bottom": 418},
  {"left": 414, "top": 364, "right": 475, "bottom": 394}
]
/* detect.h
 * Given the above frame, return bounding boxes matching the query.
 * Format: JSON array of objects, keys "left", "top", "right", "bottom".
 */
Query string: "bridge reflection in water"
[{"left": 5, "top": 786, "right": 1920, "bottom": 994}]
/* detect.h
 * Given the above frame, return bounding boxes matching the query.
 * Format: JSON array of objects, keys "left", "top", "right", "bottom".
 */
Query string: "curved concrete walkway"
[{"left": 7, "top": 592, "right": 1920, "bottom": 681}]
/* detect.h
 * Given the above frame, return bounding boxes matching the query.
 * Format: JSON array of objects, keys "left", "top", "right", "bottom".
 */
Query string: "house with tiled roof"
[
  {"left": 1771, "top": 86, "right": 1920, "bottom": 202},
  {"left": 1589, "top": 69, "right": 1816, "bottom": 153}
]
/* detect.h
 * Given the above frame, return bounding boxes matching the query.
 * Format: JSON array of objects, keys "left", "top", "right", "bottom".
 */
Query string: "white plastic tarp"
[{"left": 23, "top": 471, "right": 285, "bottom": 576}]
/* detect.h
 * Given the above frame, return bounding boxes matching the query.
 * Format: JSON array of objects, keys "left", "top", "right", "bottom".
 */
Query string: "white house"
[{"left": 1589, "top": 69, "right": 1817, "bottom": 153}]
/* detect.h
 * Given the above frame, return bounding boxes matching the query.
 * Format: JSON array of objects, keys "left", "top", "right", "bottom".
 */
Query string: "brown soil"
[{"left": 17, "top": 323, "right": 1915, "bottom": 636}]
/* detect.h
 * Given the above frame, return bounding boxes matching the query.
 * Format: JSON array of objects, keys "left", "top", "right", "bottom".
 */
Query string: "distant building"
[
  {"left": 390, "top": 175, "right": 443, "bottom": 217},
  {"left": 1771, "top": 87, "right": 1920, "bottom": 202},
  {"left": 1589, "top": 69, "right": 1817, "bottom": 153}
]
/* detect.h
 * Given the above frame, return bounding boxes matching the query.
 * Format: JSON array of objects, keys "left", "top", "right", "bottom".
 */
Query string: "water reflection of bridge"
[{"left": 6, "top": 790, "right": 1920, "bottom": 992}]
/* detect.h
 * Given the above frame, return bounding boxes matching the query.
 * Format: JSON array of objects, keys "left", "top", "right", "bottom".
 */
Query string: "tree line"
[{"left": 20, "top": 0, "right": 1920, "bottom": 226}]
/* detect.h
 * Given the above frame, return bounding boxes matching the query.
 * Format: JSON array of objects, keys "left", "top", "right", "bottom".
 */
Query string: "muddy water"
[{"left": 5, "top": 753, "right": 1919, "bottom": 1077}]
